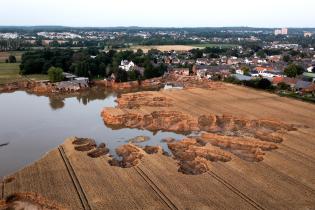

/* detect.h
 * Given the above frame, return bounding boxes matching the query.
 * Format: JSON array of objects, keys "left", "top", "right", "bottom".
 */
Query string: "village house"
[
  {"left": 307, "top": 66, "right": 315, "bottom": 72},
  {"left": 303, "top": 72, "right": 315, "bottom": 82},
  {"left": 236, "top": 69, "right": 246, "bottom": 75},
  {"left": 119, "top": 60, "right": 135, "bottom": 71},
  {"left": 63, "top": 72, "right": 77, "bottom": 81},
  {"left": 55, "top": 80, "right": 88, "bottom": 92},
  {"left": 296, "top": 80, "right": 313, "bottom": 91},
  {"left": 171, "top": 58, "right": 181, "bottom": 65},
  {"left": 163, "top": 57, "right": 171, "bottom": 64},
  {"left": 255, "top": 66, "right": 274, "bottom": 74},
  {"left": 232, "top": 74, "right": 252, "bottom": 81},
  {"left": 252, "top": 66, "right": 284, "bottom": 78},
  {"left": 260, "top": 70, "right": 284, "bottom": 78},
  {"left": 272, "top": 77, "right": 298, "bottom": 89},
  {"left": 171, "top": 68, "right": 190, "bottom": 76},
  {"left": 227, "top": 57, "right": 241, "bottom": 65},
  {"left": 180, "top": 59, "right": 195, "bottom": 66},
  {"left": 193, "top": 65, "right": 231, "bottom": 79},
  {"left": 267, "top": 55, "right": 282, "bottom": 63},
  {"left": 196, "top": 58, "right": 211, "bottom": 65}
]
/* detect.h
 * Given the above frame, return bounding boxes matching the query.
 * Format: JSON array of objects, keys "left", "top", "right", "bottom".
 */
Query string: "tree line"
[{"left": 19, "top": 48, "right": 167, "bottom": 82}]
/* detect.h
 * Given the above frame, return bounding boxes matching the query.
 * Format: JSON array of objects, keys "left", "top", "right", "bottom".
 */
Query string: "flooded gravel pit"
[{"left": 0, "top": 87, "right": 185, "bottom": 177}]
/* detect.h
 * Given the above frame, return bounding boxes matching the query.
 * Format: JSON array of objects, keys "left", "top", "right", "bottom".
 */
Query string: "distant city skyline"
[{"left": 1, "top": 0, "right": 314, "bottom": 27}]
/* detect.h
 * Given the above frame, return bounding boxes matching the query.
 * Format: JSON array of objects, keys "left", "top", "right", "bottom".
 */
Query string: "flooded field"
[{"left": 0, "top": 87, "right": 185, "bottom": 177}]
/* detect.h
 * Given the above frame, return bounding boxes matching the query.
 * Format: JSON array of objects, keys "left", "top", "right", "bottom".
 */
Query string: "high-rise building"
[
  {"left": 274, "top": 29, "right": 282, "bottom": 35},
  {"left": 274, "top": 28, "right": 288, "bottom": 35},
  {"left": 281, "top": 28, "right": 288, "bottom": 35}
]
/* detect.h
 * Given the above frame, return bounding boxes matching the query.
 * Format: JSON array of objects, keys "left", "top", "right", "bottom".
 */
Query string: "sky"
[{"left": 0, "top": 0, "right": 314, "bottom": 27}]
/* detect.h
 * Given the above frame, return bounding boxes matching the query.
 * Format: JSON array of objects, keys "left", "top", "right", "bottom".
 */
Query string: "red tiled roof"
[
  {"left": 272, "top": 77, "right": 298, "bottom": 85},
  {"left": 256, "top": 66, "right": 274, "bottom": 71},
  {"left": 272, "top": 77, "right": 283, "bottom": 84},
  {"left": 302, "top": 84, "right": 315, "bottom": 93}
]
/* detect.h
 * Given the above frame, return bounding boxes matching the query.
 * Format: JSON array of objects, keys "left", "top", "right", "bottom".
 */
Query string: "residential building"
[
  {"left": 196, "top": 58, "right": 210, "bottom": 65},
  {"left": 119, "top": 60, "right": 135, "bottom": 71},
  {"left": 274, "top": 29, "right": 282, "bottom": 36},
  {"left": 304, "top": 32, "right": 313, "bottom": 37},
  {"left": 281, "top": 28, "right": 288, "bottom": 35},
  {"left": 232, "top": 74, "right": 252, "bottom": 81},
  {"left": 274, "top": 28, "right": 288, "bottom": 35},
  {"left": 172, "top": 68, "right": 190, "bottom": 76}
]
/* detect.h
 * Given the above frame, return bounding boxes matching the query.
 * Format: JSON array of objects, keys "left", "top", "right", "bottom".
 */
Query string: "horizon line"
[{"left": 1, "top": 25, "right": 315, "bottom": 29}]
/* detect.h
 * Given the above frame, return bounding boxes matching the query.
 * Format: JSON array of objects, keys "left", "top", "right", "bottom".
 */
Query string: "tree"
[
  {"left": 106, "top": 64, "right": 113, "bottom": 77},
  {"left": 283, "top": 55, "right": 291, "bottom": 63},
  {"left": 241, "top": 66, "right": 250, "bottom": 76},
  {"left": 99, "top": 63, "right": 106, "bottom": 77},
  {"left": 277, "top": 82, "right": 291, "bottom": 90},
  {"left": 190, "top": 48, "right": 203, "bottom": 59},
  {"left": 144, "top": 63, "right": 167, "bottom": 79},
  {"left": 284, "top": 64, "right": 305, "bottom": 78},
  {"left": 48, "top": 67, "right": 64, "bottom": 82},
  {"left": 115, "top": 69, "right": 128, "bottom": 82},
  {"left": 20, "top": 58, "right": 45, "bottom": 75},
  {"left": 256, "top": 50, "right": 266, "bottom": 59},
  {"left": 8, "top": 55, "right": 16, "bottom": 63},
  {"left": 74, "top": 61, "right": 90, "bottom": 77},
  {"left": 257, "top": 78, "right": 272, "bottom": 89},
  {"left": 128, "top": 70, "right": 137, "bottom": 81}
]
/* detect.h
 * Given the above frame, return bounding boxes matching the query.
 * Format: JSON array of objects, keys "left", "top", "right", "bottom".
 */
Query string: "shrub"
[
  {"left": 8, "top": 55, "right": 16, "bottom": 63},
  {"left": 48, "top": 67, "right": 64, "bottom": 82},
  {"left": 257, "top": 78, "right": 272, "bottom": 89},
  {"left": 277, "top": 82, "right": 291, "bottom": 90},
  {"left": 284, "top": 64, "right": 305, "bottom": 78}
]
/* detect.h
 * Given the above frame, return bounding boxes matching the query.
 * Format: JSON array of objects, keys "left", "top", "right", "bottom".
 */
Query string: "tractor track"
[
  {"left": 58, "top": 146, "right": 92, "bottom": 210},
  {"left": 135, "top": 166, "right": 178, "bottom": 210},
  {"left": 208, "top": 171, "right": 266, "bottom": 210}
]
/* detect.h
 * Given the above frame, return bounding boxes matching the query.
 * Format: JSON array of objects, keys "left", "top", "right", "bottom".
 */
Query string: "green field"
[
  {"left": 0, "top": 51, "right": 24, "bottom": 63},
  {"left": 0, "top": 63, "right": 48, "bottom": 85},
  {"left": 0, "top": 63, "right": 22, "bottom": 84},
  {"left": 25, "top": 74, "right": 49, "bottom": 81}
]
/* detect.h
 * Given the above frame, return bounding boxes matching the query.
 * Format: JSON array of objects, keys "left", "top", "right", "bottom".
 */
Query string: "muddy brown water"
[{"left": 0, "top": 87, "right": 185, "bottom": 177}]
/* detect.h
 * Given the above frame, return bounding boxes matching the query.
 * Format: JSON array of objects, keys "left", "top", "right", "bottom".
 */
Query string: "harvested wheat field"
[
  {"left": 2, "top": 84, "right": 315, "bottom": 210},
  {"left": 125, "top": 45, "right": 203, "bottom": 53}
]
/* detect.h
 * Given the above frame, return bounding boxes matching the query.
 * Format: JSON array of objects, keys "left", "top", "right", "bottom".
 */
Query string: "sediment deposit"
[
  {"left": 72, "top": 137, "right": 109, "bottom": 158},
  {"left": 101, "top": 85, "right": 314, "bottom": 176},
  {"left": 117, "top": 92, "right": 173, "bottom": 109},
  {"left": 0, "top": 80, "right": 35, "bottom": 92},
  {"left": 165, "top": 74, "right": 226, "bottom": 89},
  {"left": 95, "top": 77, "right": 163, "bottom": 90},
  {"left": 0, "top": 80, "right": 88, "bottom": 94}
]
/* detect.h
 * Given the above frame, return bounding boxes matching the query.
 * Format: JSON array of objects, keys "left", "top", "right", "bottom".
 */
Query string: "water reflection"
[
  {"left": 49, "top": 98, "right": 65, "bottom": 110},
  {"left": 26, "top": 86, "right": 115, "bottom": 110},
  {"left": 0, "top": 87, "right": 185, "bottom": 177}
]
